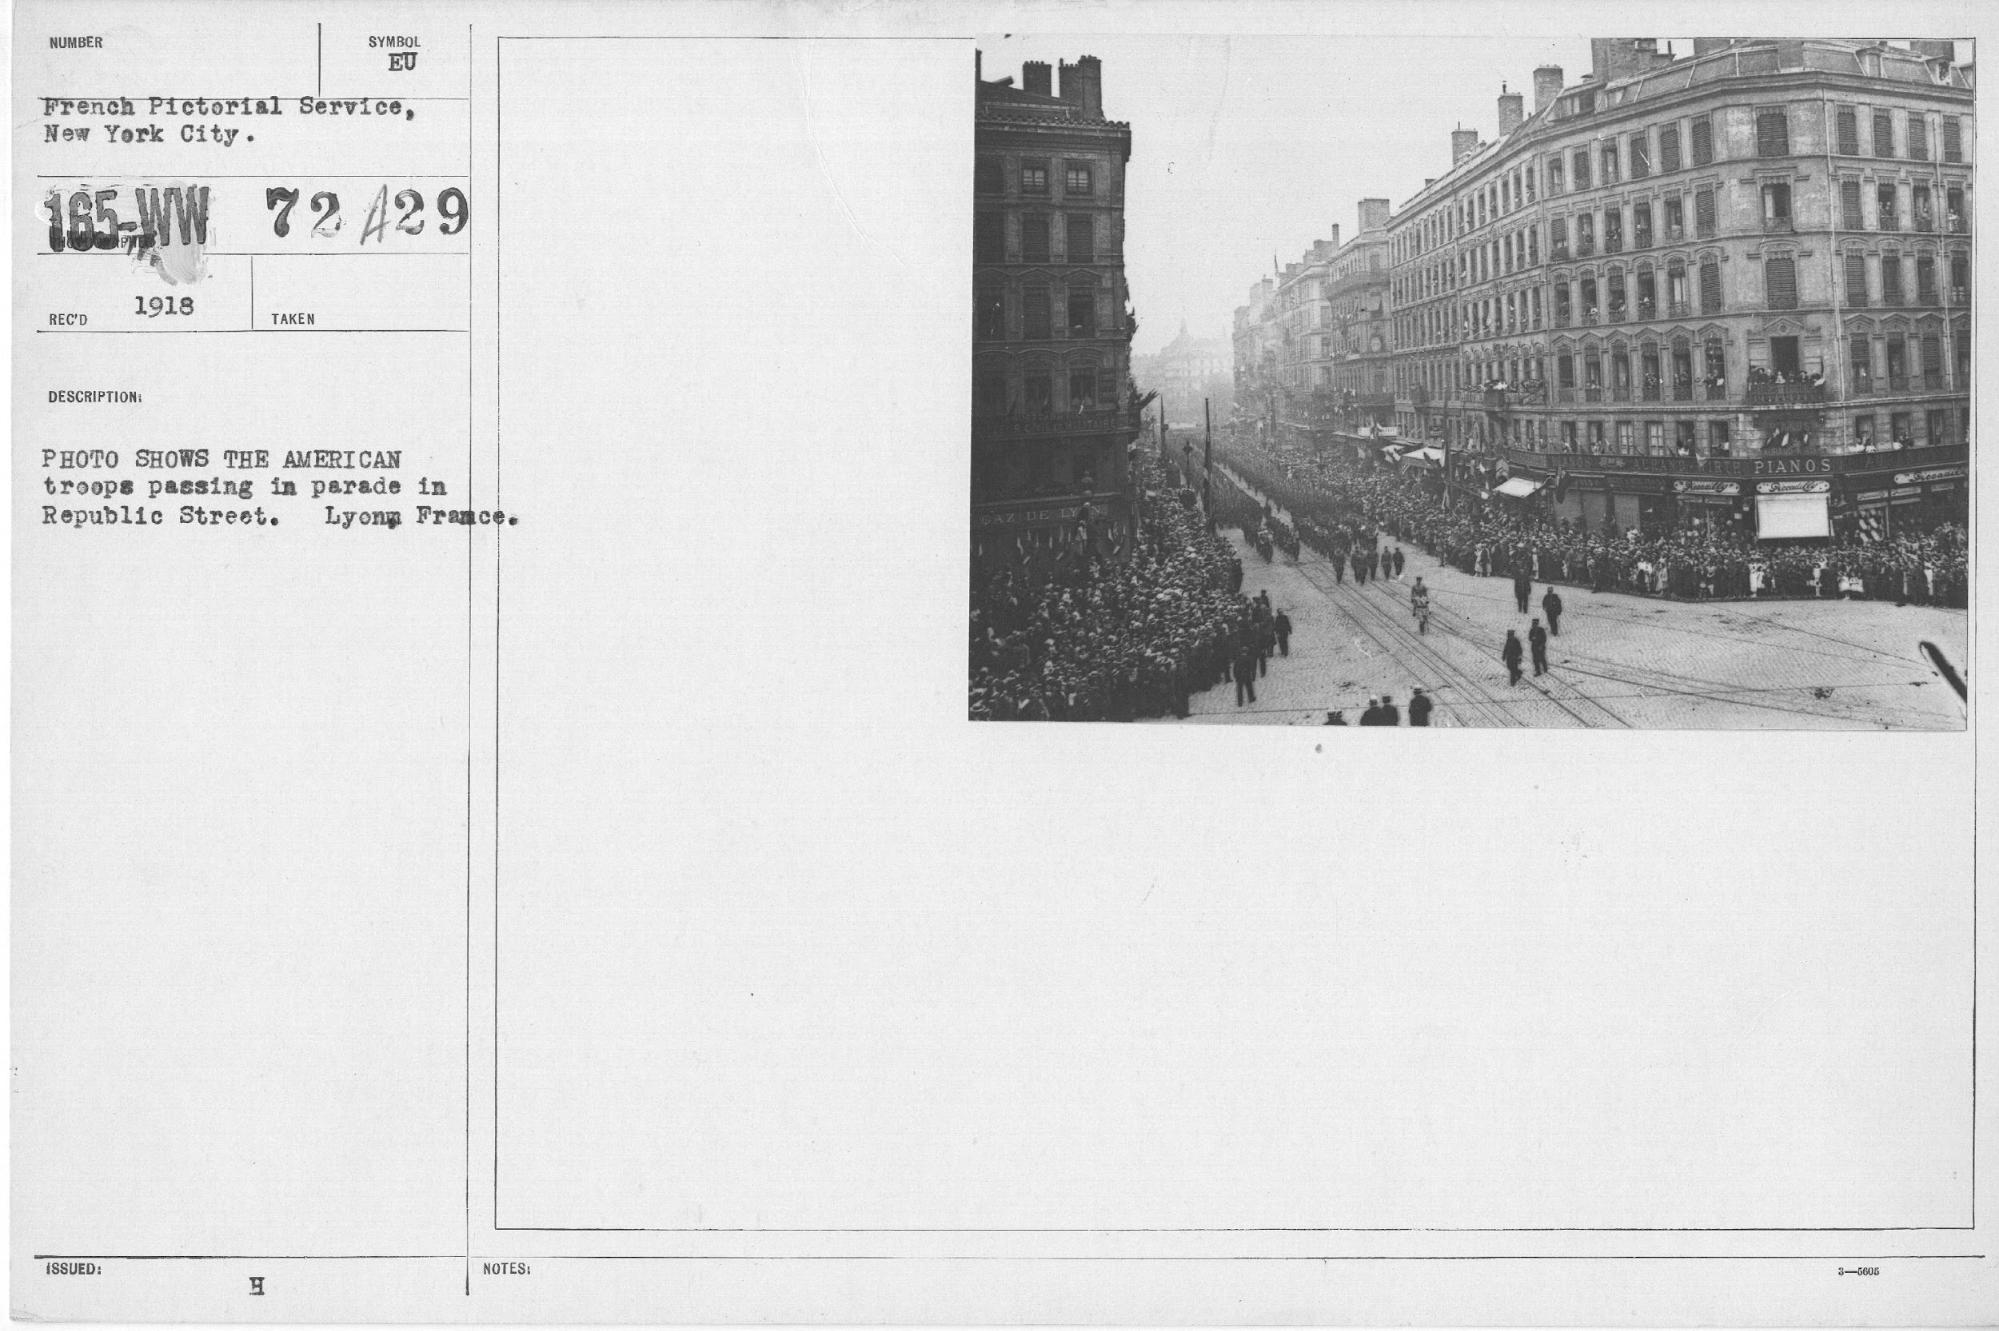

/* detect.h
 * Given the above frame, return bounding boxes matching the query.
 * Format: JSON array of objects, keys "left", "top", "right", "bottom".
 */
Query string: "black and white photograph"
[{"left": 969, "top": 36, "right": 1972, "bottom": 727}]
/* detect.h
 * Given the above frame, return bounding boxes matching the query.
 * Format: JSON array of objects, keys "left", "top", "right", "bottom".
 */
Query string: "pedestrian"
[
  {"left": 1273, "top": 610, "right": 1292, "bottom": 656},
  {"left": 1410, "top": 576, "right": 1431, "bottom": 635},
  {"left": 1528, "top": 618, "right": 1549, "bottom": 676},
  {"left": 1513, "top": 567, "right": 1533, "bottom": 614},
  {"left": 1541, "top": 585, "right": 1563, "bottom": 636},
  {"left": 1378, "top": 694, "right": 1401, "bottom": 726},
  {"left": 1393, "top": 547, "right": 1405, "bottom": 578},
  {"left": 1351, "top": 550, "right": 1366, "bottom": 584},
  {"left": 1408, "top": 687, "right": 1433, "bottom": 727},
  {"left": 1257, "top": 616, "right": 1274, "bottom": 677},
  {"left": 1332, "top": 552, "right": 1346, "bottom": 584},
  {"left": 1502, "top": 629, "right": 1524, "bottom": 686},
  {"left": 1377, "top": 547, "right": 1390, "bottom": 580},
  {"left": 1323, "top": 710, "right": 1347, "bottom": 725},
  {"left": 1232, "top": 642, "right": 1258, "bottom": 706}
]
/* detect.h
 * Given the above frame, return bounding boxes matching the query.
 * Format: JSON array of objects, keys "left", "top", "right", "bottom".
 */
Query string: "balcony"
[
  {"left": 1668, "top": 300, "right": 1691, "bottom": 319},
  {"left": 1608, "top": 304, "right": 1627, "bottom": 323},
  {"left": 1636, "top": 299, "right": 1657, "bottom": 321},
  {"left": 1557, "top": 387, "right": 1577, "bottom": 404},
  {"left": 1611, "top": 383, "right": 1632, "bottom": 403},
  {"left": 1702, "top": 378, "right": 1729, "bottom": 402},
  {"left": 1763, "top": 216, "right": 1795, "bottom": 234},
  {"left": 1575, "top": 240, "right": 1596, "bottom": 257},
  {"left": 1672, "top": 381, "right": 1693, "bottom": 402},
  {"left": 1554, "top": 311, "right": 1573, "bottom": 328},
  {"left": 1887, "top": 373, "right": 1910, "bottom": 392},
  {"left": 1582, "top": 309, "right": 1601, "bottom": 326},
  {"left": 1584, "top": 385, "right": 1603, "bottom": 403},
  {"left": 1877, "top": 216, "right": 1899, "bottom": 233},
  {"left": 1641, "top": 380, "right": 1662, "bottom": 402},
  {"left": 1743, "top": 381, "right": 1828, "bottom": 408},
  {"left": 1664, "top": 227, "right": 1686, "bottom": 243},
  {"left": 1550, "top": 243, "right": 1571, "bottom": 261}
]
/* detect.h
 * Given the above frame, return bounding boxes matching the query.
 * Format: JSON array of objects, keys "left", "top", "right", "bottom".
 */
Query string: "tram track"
[{"left": 1292, "top": 555, "right": 1536, "bottom": 728}]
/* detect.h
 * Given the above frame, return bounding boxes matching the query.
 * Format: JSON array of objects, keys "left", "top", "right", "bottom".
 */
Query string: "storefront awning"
[{"left": 1494, "top": 476, "right": 1543, "bottom": 498}]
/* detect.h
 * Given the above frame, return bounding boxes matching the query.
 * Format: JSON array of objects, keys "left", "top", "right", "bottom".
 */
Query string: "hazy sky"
[{"left": 982, "top": 35, "right": 1641, "bottom": 354}]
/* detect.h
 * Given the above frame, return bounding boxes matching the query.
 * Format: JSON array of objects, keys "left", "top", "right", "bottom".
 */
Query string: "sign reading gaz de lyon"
[
  {"left": 1673, "top": 479, "right": 1740, "bottom": 495},
  {"left": 1894, "top": 466, "right": 1967, "bottom": 485},
  {"left": 1755, "top": 479, "right": 1832, "bottom": 494}
]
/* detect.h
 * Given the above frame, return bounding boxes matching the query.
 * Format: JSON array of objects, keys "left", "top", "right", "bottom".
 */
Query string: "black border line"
[{"left": 483, "top": 32, "right": 1980, "bottom": 1246}]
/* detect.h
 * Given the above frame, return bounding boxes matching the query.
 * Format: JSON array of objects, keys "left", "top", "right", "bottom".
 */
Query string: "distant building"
[
  {"left": 972, "top": 52, "right": 1139, "bottom": 569},
  {"left": 1137, "top": 321, "right": 1231, "bottom": 429}
]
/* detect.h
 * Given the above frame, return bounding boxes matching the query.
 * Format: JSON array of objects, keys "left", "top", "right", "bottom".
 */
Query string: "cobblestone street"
[{"left": 1163, "top": 530, "right": 1967, "bottom": 728}]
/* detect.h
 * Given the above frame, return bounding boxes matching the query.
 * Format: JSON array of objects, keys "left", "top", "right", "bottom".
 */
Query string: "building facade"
[
  {"left": 1238, "top": 38, "right": 1973, "bottom": 539},
  {"left": 972, "top": 53, "right": 1141, "bottom": 568},
  {"left": 1382, "top": 38, "right": 1972, "bottom": 536}
]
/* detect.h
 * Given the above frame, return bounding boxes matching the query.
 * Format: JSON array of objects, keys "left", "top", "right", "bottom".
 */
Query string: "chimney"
[
  {"left": 1058, "top": 55, "right": 1103, "bottom": 115},
  {"left": 1451, "top": 126, "right": 1481, "bottom": 164},
  {"left": 1359, "top": 197, "right": 1391, "bottom": 231},
  {"left": 1328, "top": 223, "right": 1341, "bottom": 251},
  {"left": 1533, "top": 65, "right": 1564, "bottom": 113},
  {"left": 1022, "top": 60, "right": 1051, "bottom": 96},
  {"left": 1497, "top": 82, "right": 1525, "bottom": 135}
]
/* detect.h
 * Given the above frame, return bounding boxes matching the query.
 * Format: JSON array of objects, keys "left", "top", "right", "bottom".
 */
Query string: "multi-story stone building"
[
  {"left": 1381, "top": 38, "right": 1972, "bottom": 537},
  {"left": 1233, "top": 276, "right": 1280, "bottom": 431},
  {"left": 1139, "top": 321, "right": 1232, "bottom": 428},
  {"left": 1326, "top": 200, "right": 1396, "bottom": 429},
  {"left": 972, "top": 52, "right": 1140, "bottom": 566}
]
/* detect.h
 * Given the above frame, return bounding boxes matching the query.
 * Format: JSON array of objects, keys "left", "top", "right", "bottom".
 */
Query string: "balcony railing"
[
  {"left": 1877, "top": 215, "right": 1899, "bottom": 232},
  {"left": 1575, "top": 240, "right": 1595, "bottom": 257},
  {"left": 1667, "top": 300, "right": 1691, "bottom": 318},
  {"left": 1554, "top": 311, "right": 1572, "bottom": 328},
  {"left": 1672, "top": 381, "right": 1693, "bottom": 402},
  {"left": 1550, "top": 244, "right": 1570, "bottom": 261},
  {"left": 1611, "top": 383, "right": 1632, "bottom": 402},
  {"left": 1702, "top": 379, "right": 1729, "bottom": 402},
  {"left": 1608, "top": 305, "right": 1627, "bottom": 323},
  {"left": 1664, "top": 226, "right": 1686, "bottom": 243},
  {"left": 1582, "top": 310, "right": 1601, "bottom": 325},
  {"left": 1641, "top": 381, "right": 1662, "bottom": 402},
  {"left": 1584, "top": 385, "right": 1603, "bottom": 402},
  {"left": 1887, "top": 373, "right": 1910, "bottom": 392},
  {"left": 1763, "top": 216, "right": 1795, "bottom": 233},
  {"left": 1557, "top": 387, "right": 1577, "bottom": 404},
  {"left": 1743, "top": 381, "right": 1828, "bottom": 408},
  {"left": 1636, "top": 299, "right": 1657, "bottom": 321}
]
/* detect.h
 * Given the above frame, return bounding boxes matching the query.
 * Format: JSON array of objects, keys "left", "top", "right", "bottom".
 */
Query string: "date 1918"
[{"left": 136, "top": 296, "right": 195, "bottom": 317}]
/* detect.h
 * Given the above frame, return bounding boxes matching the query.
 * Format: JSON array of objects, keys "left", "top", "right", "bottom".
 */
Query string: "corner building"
[
  {"left": 972, "top": 53, "right": 1140, "bottom": 568},
  {"left": 1385, "top": 38, "right": 1972, "bottom": 537}
]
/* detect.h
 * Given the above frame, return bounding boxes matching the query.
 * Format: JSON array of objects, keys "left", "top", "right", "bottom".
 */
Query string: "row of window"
[
  {"left": 1393, "top": 329, "right": 1970, "bottom": 409},
  {"left": 1393, "top": 179, "right": 1970, "bottom": 307},
  {"left": 1456, "top": 405, "right": 1967, "bottom": 456},
  {"left": 974, "top": 366, "right": 1118, "bottom": 416},
  {"left": 974, "top": 157, "right": 1095, "bottom": 197},
  {"left": 1392, "top": 105, "right": 1968, "bottom": 262},
  {"left": 975, "top": 282, "right": 1103, "bottom": 341},
  {"left": 973, "top": 211, "right": 1099, "bottom": 264}
]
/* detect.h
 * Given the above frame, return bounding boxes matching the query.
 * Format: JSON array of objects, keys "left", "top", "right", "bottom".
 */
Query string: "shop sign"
[
  {"left": 1854, "top": 489, "right": 1890, "bottom": 502},
  {"left": 1891, "top": 486, "right": 1923, "bottom": 498},
  {"left": 1755, "top": 479, "right": 1832, "bottom": 494},
  {"left": 1673, "top": 479, "right": 1740, "bottom": 495},
  {"left": 1749, "top": 455, "right": 1834, "bottom": 477},
  {"left": 975, "top": 504, "right": 1082, "bottom": 529},
  {"left": 1894, "top": 466, "right": 1967, "bottom": 485}
]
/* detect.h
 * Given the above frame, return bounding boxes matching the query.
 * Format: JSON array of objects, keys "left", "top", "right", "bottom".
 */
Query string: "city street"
[{"left": 1166, "top": 530, "right": 1967, "bottom": 729}]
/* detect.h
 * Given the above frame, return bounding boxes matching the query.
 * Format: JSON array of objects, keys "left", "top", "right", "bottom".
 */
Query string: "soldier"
[
  {"left": 1502, "top": 629, "right": 1525, "bottom": 686},
  {"left": 1541, "top": 585, "right": 1564, "bottom": 636},
  {"left": 1513, "top": 566, "right": 1533, "bottom": 614},
  {"left": 1528, "top": 618, "right": 1549, "bottom": 676},
  {"left": 1273, "top": 610, "right": 1292, "bottom": 657},
  {"left": 1410, "top": 577, "right": 1431, "bottom": 635}
]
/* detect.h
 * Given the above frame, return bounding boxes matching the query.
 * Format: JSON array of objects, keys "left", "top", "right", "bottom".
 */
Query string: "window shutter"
[
  {"left": 1659, "top": 125, "right": 1681, "bottom": 173},
  {"left": 1698, "top": 260, "right": 1722, "bottom": 314},
  {"left": 1764, "top": 256, "right": 1797, "bottom": 309},
  {"left": 1922, "top": 334, "right": 1942, "bottom": 379},
  {"left": 1694, "top": 188, "right": 1716, "bottom": 237},
  {"left": 1066, "top": 213, "right": 1093, "bottom": 263},
  {"left": 1873, "top": 110, "right": 1894, "bottom": 157},
  {"left": 1880, "top": 254, "right": 1903, "bottom": 304},
  {"left": 1690, "top": 115, "right": 1713, "bottom": 164},
  {"left": 1908, "top": 114, "right": 1929, "bottom": 160},
  {"left": 1837, "top": 109, "right": 1859, "bottom": 155},
  {"left": 1756, "top": 109, "right": 1789, "bottom": 157},
  {"left": 1844, "top": 252, "right": 1869, "bottom": 306},
  {"left": 1841, "top": 180, "right": 1864, "bottom": 231},
  {"left": 1942, "top": 116, "right": 1962, "bottom": 162}
]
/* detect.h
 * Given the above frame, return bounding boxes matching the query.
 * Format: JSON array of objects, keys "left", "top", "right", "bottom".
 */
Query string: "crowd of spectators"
[
  {"left": 970, "top": 455, "right": 1287, "bottom": 722},
  {"left": 1210, "top": 432, "right": 1968, "bottom": 609}
]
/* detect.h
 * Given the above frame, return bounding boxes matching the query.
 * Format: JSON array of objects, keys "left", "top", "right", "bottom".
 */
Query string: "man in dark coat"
[
  {"left": 1541, "top": 586, "right": 1563, "bottom": 636},
  {"left": 1502, "top": 630, "right": 1525, "bottom": 685},
  {"left": 1358, "top": 696, "right": 1383, "bottom": 725},
  {"left": 1377, "top": 546, "right": 1390, "bottom": 580},
  {"left": 1392, "top": 547, "right": 1406, "bottom": 578},
  {"left": 1332, "top": 551, "right": 1346, "bottom": 584},
  {"left": 1273, "top": 610, "right": 1292, "bottom": 656},
  {"left": 1513, "top": 567, "right": 1533, "bottom": 614},
  {"left": 1378, "top": 694, "right": 1401, "bottom": 726},
  {"left": 1408, "top": 687, "right": 1434, "bottom": 727},
  {"left": 1528, "top": 618, "right": 1549, "bottom": 676},
  {"left": 1232, "top": 643, "right": 1258, "bottom": 706},
  {"left": 1351, "top": 549, "right": 1367, "bottom": 584}
]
